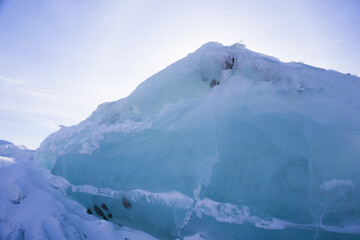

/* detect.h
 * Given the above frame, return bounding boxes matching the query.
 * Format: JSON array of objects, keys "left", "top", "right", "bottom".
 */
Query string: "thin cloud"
[
  {"left": 0, "top": 76, "right": 56, "bottom": 101},
  {"left": 42, "top": 120, "right": 60, "bottom": 130},
  {"left": 18, "top": 88, "right": 55, "bottom": 100},
  {"left": 0, "top": 76, "right": 25, "bottom": 86}
]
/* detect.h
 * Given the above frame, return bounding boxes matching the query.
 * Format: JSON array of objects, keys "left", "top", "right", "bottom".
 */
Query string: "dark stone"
[
  {"left": 87, "top": 208, "right": 92, "bottom": 215},
  {"left": 107, "top": 213, "right": 112, "bottom": 218},
  {"left": 122, "top": 197, "right": 132, "bottom": 209},
  {"left": 101, "top": 203, "right": 108, "bottom": 211},
  {"left": 223, "top": 57, "right": 235, "bottom": 70},
  {"left": 103, "top": 216, "right": 108, "bottom": 221},
  {"left": 94, "top": 205, "right": 104, "bottom": 216},
  {"left": 210, "top": 79, "right": 219, "bottom": 88}
]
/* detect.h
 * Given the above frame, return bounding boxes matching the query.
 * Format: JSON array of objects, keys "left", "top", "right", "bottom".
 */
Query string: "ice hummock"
[{"left": 34, "top": 42, "right": 360, "bottom": 239}]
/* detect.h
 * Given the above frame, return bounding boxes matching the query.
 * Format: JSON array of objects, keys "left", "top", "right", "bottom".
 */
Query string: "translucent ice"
[{"left": 35, "top": 42, "right": 360, "bottom": 239}]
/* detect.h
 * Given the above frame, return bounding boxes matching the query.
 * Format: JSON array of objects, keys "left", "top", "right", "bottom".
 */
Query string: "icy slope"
[
  {"left": 0, "top": 140, "right": 33, "bottom": 164},
  {"left": 0, "top": 142, "right": 156, "bottom": 240},
  {"left": 35, "top": 42, "right": 360, "bottom": 239}
]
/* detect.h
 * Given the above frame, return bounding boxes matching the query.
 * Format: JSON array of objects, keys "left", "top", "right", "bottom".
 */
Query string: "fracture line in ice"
[
  {"left": 320, "top": 179, "right": 355, "bottom": 191},
  {"left": 56, "top": 177, "right": 360, "bottom": 235}
]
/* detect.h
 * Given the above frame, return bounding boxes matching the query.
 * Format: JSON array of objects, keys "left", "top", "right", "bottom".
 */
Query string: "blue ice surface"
[{"left": 35, "top": 42, "right": 360, "bottom": 239}]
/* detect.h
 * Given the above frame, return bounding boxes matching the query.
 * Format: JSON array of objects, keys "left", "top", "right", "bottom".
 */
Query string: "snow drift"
[
  {"left": 0, "top": 141, "right": 156, "bottom": 240},
  {"left": 34, "top": 42, "right": 360, "bottom": 239}
]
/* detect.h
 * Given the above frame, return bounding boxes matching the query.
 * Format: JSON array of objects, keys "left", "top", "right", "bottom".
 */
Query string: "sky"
[{"left": 0, "top": 0, "right": 359, "bottom": 149}]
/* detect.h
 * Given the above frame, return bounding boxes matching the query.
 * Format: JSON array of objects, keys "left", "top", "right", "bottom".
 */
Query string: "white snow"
[
  {"left": 320, "top": 179, "right": 355, "bottom": 191},
  {"left": 0, "top": 156, "right": 15, "bottom": 167},
  {"left": 0, "top": 143, "right": 157, "bottom": 240}
]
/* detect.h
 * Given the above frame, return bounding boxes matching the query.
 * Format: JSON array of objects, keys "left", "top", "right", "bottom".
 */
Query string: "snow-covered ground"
[
  {"left": 1, "top": 42, "right": 360, "bottom": 239},
  {"left": 0, "top": 141, "right": 157, "bottom": 239}
]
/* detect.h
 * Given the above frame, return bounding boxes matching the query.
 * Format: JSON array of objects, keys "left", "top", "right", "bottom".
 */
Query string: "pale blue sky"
[{"left": 0, "top": 0, "right": 359, "bottom": 148}]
